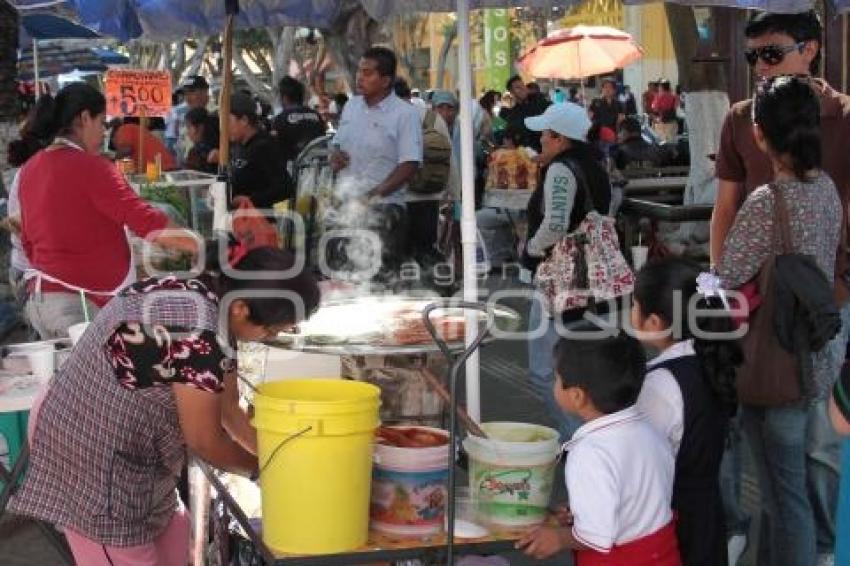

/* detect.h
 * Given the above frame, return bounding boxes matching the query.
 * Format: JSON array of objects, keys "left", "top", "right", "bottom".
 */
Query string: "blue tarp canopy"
[
  {"left": 11, "top": 0, "right": 590, "bottom": 41},
  {"left": 19, "top": 12, "right": 100, "bottom": 47},
  {"left": 10, "top": 0, "right": 848, "bottom": 42},
  {"left": 621, "top": 0, "right": 816, "bottom": 12},
  {"left": 12, "top": 0, "right": 344, "bottom": 41},
  {"left": 18, "top": 44, "right": 129, "bottom": 79}
]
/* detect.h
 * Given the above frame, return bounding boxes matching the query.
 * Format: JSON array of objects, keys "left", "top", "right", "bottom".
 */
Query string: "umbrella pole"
[
  {"left": 33, "top": 40, "right": 39, "bottom": 102},
  {"left": 219, "top": 14, "right": 235, "bottom": 175},
  {"left": 456, "top": 0, "right": 480, "bottom": 425},
  {"left": 454, "top": 0, "right": 478, "bottom": 562}
]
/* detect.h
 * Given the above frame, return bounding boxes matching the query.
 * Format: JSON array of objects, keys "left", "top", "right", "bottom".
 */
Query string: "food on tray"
[
  {"left": 267, "top": 297, "right": 521, "bottom": 349},
  {"left": 306, "top": 334, "right": 347, "bottom": 346},
  {"left": 388, "top": 309, "right": 466, "bottom": 345},
  {"left": 377, "top": 426, "right": 449, "bottom": 448},
  {"left": 485, "top": 148, "right": 538, "bottom": 192}
]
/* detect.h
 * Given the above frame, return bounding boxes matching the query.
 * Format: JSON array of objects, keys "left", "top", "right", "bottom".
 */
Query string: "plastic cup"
[
  {"left": 631, "top": 246, "right": 649, "bottom": 272},
  {"left": 26, "top": 346, "right": 55, "bottom": 379},
  {"left": 68, "top": 322, "right": 90, "bottom": 346}
]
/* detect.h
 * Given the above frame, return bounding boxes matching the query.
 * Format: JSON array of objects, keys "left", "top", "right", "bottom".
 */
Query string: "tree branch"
[
  {"left": 183, "top": 37, "right": 209, "bottom": 80},
  {"left": 233, "top": 48, "right": 273, "bottom": 103}
]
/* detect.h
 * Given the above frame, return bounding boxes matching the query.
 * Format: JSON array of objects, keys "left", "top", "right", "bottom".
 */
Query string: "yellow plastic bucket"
[{"left": 252, "top": 379, "right": 381, "bottom": 555}]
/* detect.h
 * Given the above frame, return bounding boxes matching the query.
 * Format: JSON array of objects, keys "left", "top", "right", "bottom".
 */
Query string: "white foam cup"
[{"left": 631, "top": 246, "right": 649, "bottom": 272}]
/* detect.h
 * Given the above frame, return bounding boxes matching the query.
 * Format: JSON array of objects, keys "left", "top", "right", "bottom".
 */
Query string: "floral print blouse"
[
  {"left": 719, "top": 173, "right": 841, "bottom": 289},
  {"left": 105, "top": 277, "right": 235, "bottom": 392}
]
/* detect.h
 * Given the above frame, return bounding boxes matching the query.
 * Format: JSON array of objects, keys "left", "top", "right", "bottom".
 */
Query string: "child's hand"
[
  {"left": 515, "top": 526, "right": 570, "bottom": 560},
  {"left": 551, "top": 504, "right": 574, "bottom": 527}
]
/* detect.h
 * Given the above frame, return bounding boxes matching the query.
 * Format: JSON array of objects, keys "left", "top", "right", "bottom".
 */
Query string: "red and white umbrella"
[{"left": 517, "top": 25, "right": 644, "bottom": 80}]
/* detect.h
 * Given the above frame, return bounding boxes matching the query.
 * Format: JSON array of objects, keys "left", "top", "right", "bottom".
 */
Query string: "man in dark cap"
[{"left": 228, "top": 92, "right": 293, "bottom": 210}]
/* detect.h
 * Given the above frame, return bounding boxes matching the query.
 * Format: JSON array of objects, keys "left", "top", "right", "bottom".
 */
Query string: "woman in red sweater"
[{"left": 18, "top": 83, "right": 198, "bottom": 339}]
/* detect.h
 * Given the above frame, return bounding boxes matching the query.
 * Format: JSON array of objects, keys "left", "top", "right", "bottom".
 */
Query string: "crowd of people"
[{"left": 2, "top": 7, "right": 850, "bottom": 566}]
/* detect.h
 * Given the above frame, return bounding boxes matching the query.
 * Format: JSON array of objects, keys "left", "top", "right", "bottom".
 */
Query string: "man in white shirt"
[{"left": 330, "top": 47, "right": 423, "bottom": 282}]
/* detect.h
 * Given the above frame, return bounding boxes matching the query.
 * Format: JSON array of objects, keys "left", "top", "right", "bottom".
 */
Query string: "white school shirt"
[
  {"left": 333, "top": 92, "right": 423, "bottom": 205},
  {"left": 636, "top": 340, "right": 694, "bottom": 456},
  {"left": 564, "top": 405, "right": 675, "bottom": 552}
]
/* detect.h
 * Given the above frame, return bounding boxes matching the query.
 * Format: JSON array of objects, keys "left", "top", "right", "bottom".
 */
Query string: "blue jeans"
[
  {"left": 527, "top": 298, "right": 584, "bottom": 442},
  {"left": 743, "top": 404, "right": 817, "bottom": 566},
  {"left": 720, "top": 413, "right": 751, "bottom": 537},
  {"left": 836, "top": 440, "right": 850, "bottom": 564}
]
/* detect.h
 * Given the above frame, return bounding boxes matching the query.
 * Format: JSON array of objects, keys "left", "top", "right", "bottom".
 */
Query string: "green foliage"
[{"left": 139, "top": 183, "right": 190, "bottom": 224}]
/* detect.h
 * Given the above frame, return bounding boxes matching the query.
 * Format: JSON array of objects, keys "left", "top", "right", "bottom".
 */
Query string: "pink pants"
[
  {"left": 28, "top": 387, "right": 192, "bottom": 565},
  {"left": 64, "top": 507, "right": 190, "bottom": 566}
]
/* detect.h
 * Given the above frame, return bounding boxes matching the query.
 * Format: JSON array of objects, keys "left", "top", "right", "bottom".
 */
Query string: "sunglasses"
[{"left": 744, "top": 42, "right": 805, "bottom": 67}]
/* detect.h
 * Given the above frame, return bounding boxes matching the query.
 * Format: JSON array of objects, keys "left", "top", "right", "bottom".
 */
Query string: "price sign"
[{"left": 104, "top": 69, "right": 172, "bottom": 118}]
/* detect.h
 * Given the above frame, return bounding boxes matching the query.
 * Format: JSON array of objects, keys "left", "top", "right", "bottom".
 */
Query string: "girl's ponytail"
[
  {"left": 634, "top": 257, "right": 743, "bottom": 414},
  {"left": 691, "top": 294, "right": 742, "bottom": 412}
]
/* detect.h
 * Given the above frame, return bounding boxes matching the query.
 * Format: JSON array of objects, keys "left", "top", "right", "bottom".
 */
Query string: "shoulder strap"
[
  {"left": 423, "top": 110, "right": 437, "bottom": 130},
  {"left": 770, "top": 183, "right": 794, "bottom": 255},
  {"left": 562, "top": 157, "right": 597, "bottom": 216}
]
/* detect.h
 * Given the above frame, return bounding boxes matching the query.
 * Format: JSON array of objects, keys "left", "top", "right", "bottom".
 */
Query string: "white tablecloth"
[{"left": 0, "top": 372, "right": 48, "bottom": 413}]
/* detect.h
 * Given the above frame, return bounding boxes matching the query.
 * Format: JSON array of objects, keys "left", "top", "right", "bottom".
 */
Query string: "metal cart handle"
[{"left": 421, "top": 301, "right": 495, "bottom": 566}]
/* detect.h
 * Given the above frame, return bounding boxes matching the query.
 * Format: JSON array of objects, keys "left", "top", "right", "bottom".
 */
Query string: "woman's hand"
[
  {"left": 173, "top": 382, "right": 258, "bottom": 477},
  {"left": 221, "top": 371, "right": 258, "bottom": 455}
]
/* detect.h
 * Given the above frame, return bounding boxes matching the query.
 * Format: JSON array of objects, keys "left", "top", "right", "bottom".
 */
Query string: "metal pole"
[
  {"left": 219, "top": 14, "right": 235, "bottom": 171},
  {"left": 33, "top": 40, "right": 40, "bottom": 102},
  {"left": 456, "top": 0, "right": 481, "bottom": 424}
]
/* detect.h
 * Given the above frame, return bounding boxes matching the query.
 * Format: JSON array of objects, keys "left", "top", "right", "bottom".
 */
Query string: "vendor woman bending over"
[
  {"left": 16, "top": 83, "right": 198, "bottom": 339},
  {"left": 10, "top": 246, "right": 321, "bottom": 566}
]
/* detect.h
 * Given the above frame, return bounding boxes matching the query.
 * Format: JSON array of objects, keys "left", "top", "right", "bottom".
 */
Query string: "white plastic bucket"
[
  {"left": 463, "top": 422, "right": 560, "bottom": 527},
  {"left": 370, "top": 426, "right": 450, "bottom": 536}
]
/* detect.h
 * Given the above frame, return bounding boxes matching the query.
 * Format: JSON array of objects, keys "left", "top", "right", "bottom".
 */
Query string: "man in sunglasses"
[{"left": 711, "top": 9, "right": 850, "bottom": 566}]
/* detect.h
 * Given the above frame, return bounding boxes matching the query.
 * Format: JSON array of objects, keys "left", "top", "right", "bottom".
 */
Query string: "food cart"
[{"left": 197, "top": 298, "right": 530, "bottom": 566}]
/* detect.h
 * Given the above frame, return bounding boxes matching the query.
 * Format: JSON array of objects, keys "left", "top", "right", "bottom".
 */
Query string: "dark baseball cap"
[
  {"left": 230, "top": 92, "right": 261, "bottom": 119},
  {"left": 181, "top": 75, "right": 209, "bottom": 91}
]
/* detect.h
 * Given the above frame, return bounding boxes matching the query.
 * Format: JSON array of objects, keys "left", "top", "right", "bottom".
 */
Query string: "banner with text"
[
  {"left": 105, "top": 69, "right": 172, "bottom": 118},
  {"left": 484, "top": 9, "right": 511, "bottom": 92}
]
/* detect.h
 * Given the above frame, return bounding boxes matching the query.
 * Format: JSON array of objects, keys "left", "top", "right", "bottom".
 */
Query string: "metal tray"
[{"left": 264, "top": 297, "right": 520, "bottom": 356}]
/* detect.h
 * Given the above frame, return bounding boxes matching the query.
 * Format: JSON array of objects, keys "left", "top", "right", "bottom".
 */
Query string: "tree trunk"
[
  {"left": 170, "top": 42, "right": 187, "bottom": 84},
  {"left": 183, "top": 37, "right": 209, "bottom": 81},
  {"left": 664, "top": 4, "right": 730, "bottom": 248},
  {"left": 270, "top": 27, "right": 296, "bottom": 100},
  {"left": 233, "top": 49, "right": 273, "bottom": 102},
  {"left": 0, "top": 0, "right": 19, "bottom": 174},
  {"left": 323, "top": 0, "right": 386, "bottom": 92},
  {"left": 435, "top": 23, "right": 457, "bottom": 90}
]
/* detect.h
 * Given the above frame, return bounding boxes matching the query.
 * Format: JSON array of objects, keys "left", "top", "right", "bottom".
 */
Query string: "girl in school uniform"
[{"left": 633, "top": 257, "right": 743, "bottom": 565}]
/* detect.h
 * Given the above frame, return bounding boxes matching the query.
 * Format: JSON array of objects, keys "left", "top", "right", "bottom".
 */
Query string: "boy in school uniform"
[{"left": 517, "top": 334, "right": 681, "bottom": 565}]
